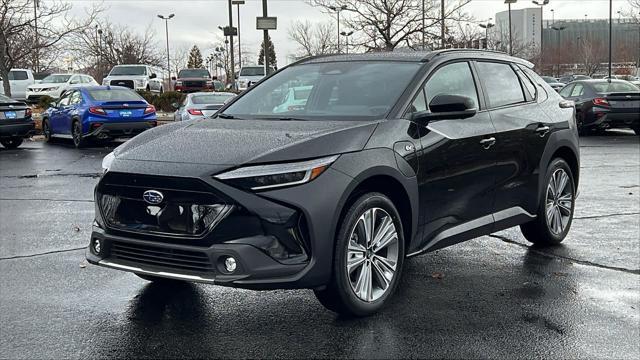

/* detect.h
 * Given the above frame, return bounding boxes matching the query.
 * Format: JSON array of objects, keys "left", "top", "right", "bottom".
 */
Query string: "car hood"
[
  {"left": 28, "top": 82, "right": 66, "bottom": 90},
  {"left": 113, "top": 118, "right": 379, "bottom": 170}
]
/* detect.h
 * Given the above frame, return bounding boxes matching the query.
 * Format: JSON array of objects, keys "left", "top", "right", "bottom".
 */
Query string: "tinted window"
[
  {"left": 69, "top": 91, "right": 83, "bottom": 105},
  {"left": 559, "top": 84, "right": 574, "bottom": 97},
  {"left": 520, "top": 67, "right": 549, "bottom": 102},
  {"left": 476, "top": 62, "right": 525, "bottom": 108},
  {"left": 191, "top": 93, "right": 235, "bottom": 104},
  {"left": 178, "top": 69, "right": 211, "bottom": 78},
  {"left": 87, "top": 89, "right": 143, "bottom": 101},
  {"left": 240, "top": 67, "right": 267, "bottom": 76},
  {"left": 425, "top": 62, "right": 479, "bottom": 109},
  {"left": 409, "top": 90, "right": 427, "bottom": 114},
  {"left": 515, "top": 67, "right": 536, "bottom": 101},
  {"left": 223, "top": 61, "right": 421, "bottom": 121},
  {"left": 58, "top": 92, "right": 71, "bottom": 106},
  {"left": 570, "top": 83, "right": 584, "bottom": 97},
  {"left": 592, "top": 81, "right": 639, "bottom": 93},
  {"left": 8, "top": 71, "right": 28, "bottom": 80},
  {"left": 109, "top": 66, "right": 147, "bottom": 76},
  {"left": 42, "top": 74, "right": 71, "bottom": 83}
]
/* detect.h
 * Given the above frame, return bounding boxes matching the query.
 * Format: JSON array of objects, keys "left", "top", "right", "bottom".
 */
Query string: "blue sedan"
[{"left": 42, "top": 86, "right": 157, "bottom": 148}]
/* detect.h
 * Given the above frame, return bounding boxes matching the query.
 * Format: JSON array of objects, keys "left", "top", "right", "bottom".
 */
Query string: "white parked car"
[
  {"left": 26, "top": 73, "right": 98, "bottom": 103},
  {"left": 236, "top": 65, "right": 274, "bottom": 91},
  {"left": 173, "top": 92, "right": 236, "bottom": 121},
  {"left": 0, "top": 69, "right": 35, "bottom": 100},
  {"left": 102, "top": 64, "right": 166, "bottom": 93}
]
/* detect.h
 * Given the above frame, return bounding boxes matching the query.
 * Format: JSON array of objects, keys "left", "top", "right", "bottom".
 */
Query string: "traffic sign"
[{"left": 257, "top": 16, "right": 277, "bottom": 30}]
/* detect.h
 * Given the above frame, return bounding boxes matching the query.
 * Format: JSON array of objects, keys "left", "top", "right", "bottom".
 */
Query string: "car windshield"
[
  {"left": 592, "top": 81, "right": 639, "bottom": 93},
  {"left": 222, "top": 61, "right": 421, "bottom": 121},
  {"left": 41, "top": 74, "right": 72, "bottom": 83},
  {"left": 240, "top": 67, "right": 267, "bottom": 76},
  {"left": 575, "top": 75, "right": 591, "bottom": 80},
  {"left": 178, "top": 69, "right": 210, "bottom": 78},
  {"left": 109, "top": 66, "right": 146, "bottom": 76},
  {"left": 192, "top": 93, "right": 235, "bottom": 104},
  {"left": 541, "top": 76, "right": 556, "bottom": 83},
  {"left": 87, "top": 89, "right": 144, "bottom": 101}
]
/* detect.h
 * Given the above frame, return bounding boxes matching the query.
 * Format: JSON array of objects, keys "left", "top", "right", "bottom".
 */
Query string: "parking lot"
[{"left": 0, "top": 132, "right": 639, "bottom": 359}]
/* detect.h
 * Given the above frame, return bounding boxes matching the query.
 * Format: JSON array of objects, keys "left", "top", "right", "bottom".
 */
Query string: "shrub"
[
  {"left": 135, "top": 90, "right": 185, "bottom": 112},
  {"left": 37, "top": 95, "right": 55, "bottom": 109}
]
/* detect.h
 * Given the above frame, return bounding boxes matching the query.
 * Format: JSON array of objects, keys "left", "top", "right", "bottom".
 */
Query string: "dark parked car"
[
  {"left": 175, "top": 68, "right": 214, "bottom": 93},
  {"left": 541, "top": 76, "right": 565, "bottom": 92},
  {"left": 558, "top": 74, "right": 591, "bottom": 84},
  {"left": 558, "top": 79, "right": 640, "bottom": 135},
  {"left": 42, "top": 86, "right": 157, "bottom": 148},
  {"left": 88, "top": 50, "right": 580, "bottom": 316},
  {"left": 0, "top": 94, "right": 34, "bottom": 149}
]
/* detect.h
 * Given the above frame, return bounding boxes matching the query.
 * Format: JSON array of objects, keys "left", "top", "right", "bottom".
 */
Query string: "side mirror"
[
  {"left": 171, "top": 102, "right": 179, "bottom": 110},
  {"left": 412, "top": 94, "right": 477, "bottom": 124},
  {"left": 150, "top": 73, "right": 157, "bottom": 79}
]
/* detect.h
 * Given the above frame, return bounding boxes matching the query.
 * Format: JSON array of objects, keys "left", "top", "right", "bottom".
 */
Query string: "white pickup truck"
[{"left": 0, "top": 69, "right": 36, "bottom": 100}]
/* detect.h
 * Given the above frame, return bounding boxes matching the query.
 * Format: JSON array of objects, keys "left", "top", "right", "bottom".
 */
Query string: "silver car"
[{"left": 173, "top": 92, "right": 237, "bottom": 121}]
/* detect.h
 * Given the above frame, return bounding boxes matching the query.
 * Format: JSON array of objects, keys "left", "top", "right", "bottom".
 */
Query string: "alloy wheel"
[
  {"left": 545, "top": 168, "right": 573, "bottom": 235},
  {"left": 72, "top": 122, "right": 82, "bottom": 147},
  {"left": 346, "top": 207, "right": 399, "bottom": 302}
]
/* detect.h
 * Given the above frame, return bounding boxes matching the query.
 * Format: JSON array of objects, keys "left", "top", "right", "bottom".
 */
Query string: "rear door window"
[
  {"left": 475, "top": 62, "right": 526, "bottom": 108},
  {"left": 570, "top": 84, "right": 584, "bottom": 97},
  {"left": 559, "top": 84, "right": 574, "bottom": 98},
  {"left": 69, "top": 91, "right": 83, "bottom": 105}
]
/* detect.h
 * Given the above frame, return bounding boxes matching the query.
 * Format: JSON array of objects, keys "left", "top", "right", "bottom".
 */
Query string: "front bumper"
[
  {"left": 87, "top": 167, "right": 354, "bottom": 289},
  {"left": 85, "top": 121, "right": 156, "bottom": 139},
  {"left": 0, "top": 121, "right": 35, "bottom": 138}
]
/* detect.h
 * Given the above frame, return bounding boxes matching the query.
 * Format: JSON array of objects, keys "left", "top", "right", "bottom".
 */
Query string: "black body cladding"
[{"left": 88, "top": 50, "right": 580, "bottom": 299}]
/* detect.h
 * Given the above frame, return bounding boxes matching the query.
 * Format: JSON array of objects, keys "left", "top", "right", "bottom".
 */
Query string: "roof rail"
[{"left": 424, "top": 48, "right": 534, "bottom": 68}]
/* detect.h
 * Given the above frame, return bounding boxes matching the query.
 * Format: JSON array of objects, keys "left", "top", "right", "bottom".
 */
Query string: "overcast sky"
[{"left": 66, "top": 0, "right": 635, "bottom": 67}]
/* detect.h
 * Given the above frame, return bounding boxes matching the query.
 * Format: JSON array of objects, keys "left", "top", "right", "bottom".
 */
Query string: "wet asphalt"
[{"left": 0, "top": 132, "right": 639, "bottom": 359}]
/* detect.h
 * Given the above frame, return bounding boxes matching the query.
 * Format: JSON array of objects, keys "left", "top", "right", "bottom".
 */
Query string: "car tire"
[
  {"left": 71, "top": 120, "right": 87, "bottom": 148},
  {"left": 521, "top": 158, "right": 576, "bottom": 246},
  {"left": 135, "top": 274, "right": 187, "bottom": 283},
  {"left": 0, "top": 138, "right": 23, "bottom": 149},
  {"left": 313, "top": 192, "right": 405, "bottom": 317},
  {"left": 42, "top": 118, "right": 53, "bottom": 143}
]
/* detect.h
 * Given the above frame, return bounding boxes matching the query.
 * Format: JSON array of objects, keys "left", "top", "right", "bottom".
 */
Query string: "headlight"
[
  {"left": 135, "top": 79, "right": 145, "bottom": 87},
  {"left": 215, "top": 155, "right": 339, "bottom": 191},
  {"left": 102, "top": 79, "right": 109, "bottom": 86},
  {"left": 102, "top": 151, "right": 115, "bottom": 172},
  {"left": 46, "top": 87, "right": 59, "bottom": 91}
]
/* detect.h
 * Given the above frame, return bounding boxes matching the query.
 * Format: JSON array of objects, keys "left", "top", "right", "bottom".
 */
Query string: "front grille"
[
  {"left": 184, "top": 80, "right": 205, "bottom": 88},
  {"left": 98, "top": 173, "right": 233, "bottom": 238},
  {"left": 110, "top": 80, "right": 135, "bottom": 89},
  {"left": 110, "top": 241, "right": 213, "bottom": 272}
]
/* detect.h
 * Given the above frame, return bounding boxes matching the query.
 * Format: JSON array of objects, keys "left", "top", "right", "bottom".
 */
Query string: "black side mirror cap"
[
  {"left": 412, "top": 94, "right": 477, "bottom": 123},
  {"left": 150, "top": 73, "right": 157, "bottom": 79}
]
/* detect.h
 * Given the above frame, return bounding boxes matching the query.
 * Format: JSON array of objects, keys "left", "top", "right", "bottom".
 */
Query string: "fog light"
[
  {"left": 224, "top": 256, "right": 237, "bottom": 273},
  {"left": 92, "top": 239, "right": 102, "bottom": 254}
]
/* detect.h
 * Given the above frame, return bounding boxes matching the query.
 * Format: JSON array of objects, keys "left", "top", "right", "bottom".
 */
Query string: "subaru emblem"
[{"left": 143, "top": 190, "right": 164, "bottom": 205}]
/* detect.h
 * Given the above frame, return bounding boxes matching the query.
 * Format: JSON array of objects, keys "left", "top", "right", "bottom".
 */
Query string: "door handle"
[
  {"left": 536, "top": 125, "right": 550, "bottom": 137},
  {"left": 480, "top": 137, "right": 496, "bottom": 149}
]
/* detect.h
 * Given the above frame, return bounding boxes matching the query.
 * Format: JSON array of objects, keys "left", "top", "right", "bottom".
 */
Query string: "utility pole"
[
  {"left": 157, "top": 14, "right": 174, "bottom": 90},
  {"left": 330, "top": 5, "right": 348, "bottom": 53},
  {"left": 608, "top": 0, "right": 612, "bottom": 79},
  {"left": 532, "top": 0, "right": 549, "bottom": 71},
  {"left": 422, "top": 0, "right": 426, "bottom": 50},
  {"left": 232, "top": 0, "right": 245, "bottom": 67},
  {"left": 33, "top": 0, "right": 39, "bottom": 73},
  {"left": 262, "top": 0, "right": 269, "bottom": 75},
  {"left": 441, "top": 0, "right": 445, "bottom": 49},
  {"left": 341, "top": 31, "right": 354, "bottom": 54},
  {"left": 505, "top": 0, "right": 517, "bottom": 56},
  {"left": 228, "top": 0, "right": 236, "bottom": 88}
]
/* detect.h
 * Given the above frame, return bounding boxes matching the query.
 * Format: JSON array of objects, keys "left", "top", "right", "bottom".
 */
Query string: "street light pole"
[
  {"left": 505, "top": 0, "right": 517, "bottom": 56},
  {"left": 440, "top": 0, "right": 445, "bottom": 49},
  {"left": 422, "top": 0, "right": 426, "bottom": 50},
  {"left": 227, "top": 0, "right": 236, "bottom": 89},
  {"left": 33, "top": 0, "right": 39, "bottom": 73},
  {"left": 157, "top": 13, "right": 174, "bottom": 90},
  {"left": 532, "top": 0, "right": 549, "bottom": 70},
  {"left": 232, "top": 0, "right": 245, "bottom": 67},
  {"left": 340, "top": 31, "right": 354, "bottom": 54},
  {"left": 329, "top": 5, "right": 348, "bottom": 53},
  {"left": 479, "top": 20, "right": 494, "bottom": 49},
  {"left": 608, "top": 0, "right": 612, "bottom": 79}
]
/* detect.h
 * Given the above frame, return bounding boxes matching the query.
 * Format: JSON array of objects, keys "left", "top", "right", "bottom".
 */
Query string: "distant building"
[
  {"left": 492, "top": 7, "right": 542, "bottom": 51},
  {"left": 542, "top": 18, "right": 639, "bottom": 56}
]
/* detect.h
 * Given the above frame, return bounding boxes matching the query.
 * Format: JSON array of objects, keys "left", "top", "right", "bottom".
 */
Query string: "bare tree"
[
  {"left": 171, "top": 45, "right": 190, "bottom": 76},
  {"left": 67, "top": 21, "right": 162, "bottom": 81},
  {"left": 309, "top": 0, "right": 472, "bottom": 52},
  {"left": 0, "top": 0, "right": 101, "bottom": 96},
  {"left": 288, "top": 20, "right": 336, "bottom": 57},
  {"left": 578, "top": 37, "right": 607, "bottom": 76}
]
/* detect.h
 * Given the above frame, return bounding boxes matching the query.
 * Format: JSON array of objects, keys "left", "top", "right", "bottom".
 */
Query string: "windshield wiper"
[
  {"left": 217, "top": 113, "right": 237, "bottom": 119},
  {"left": 256, "top": 116, "right": 308, "bottom": 121}
]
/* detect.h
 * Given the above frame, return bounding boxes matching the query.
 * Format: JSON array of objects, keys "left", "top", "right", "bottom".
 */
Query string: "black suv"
[{"left": 88, "top": 50, "right": 580, "bottom": 316}]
